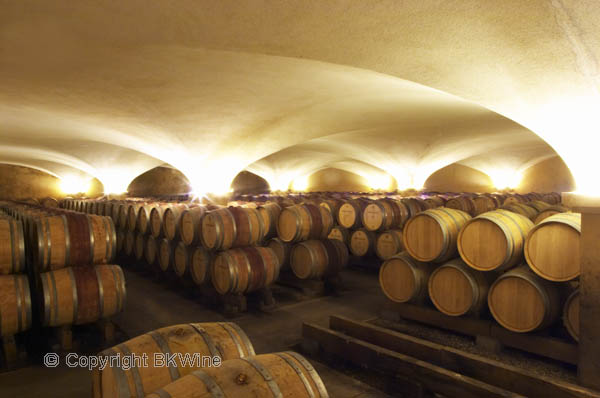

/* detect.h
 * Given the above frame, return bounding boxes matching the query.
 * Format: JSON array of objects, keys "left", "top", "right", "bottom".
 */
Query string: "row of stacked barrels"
[
  {"left": 0, "top": 200, "right": 126, "bottom": 332},
  {"left": 92, "top": 321, "right": 328, "bottom": 398},
  {"left": 379, "top": 193, "right": 581, "bottom": 341}
]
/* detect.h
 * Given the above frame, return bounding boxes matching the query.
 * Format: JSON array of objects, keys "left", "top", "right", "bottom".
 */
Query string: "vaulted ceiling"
[{"left": 1, "top": 0, "right": 598, "bottom": 194}]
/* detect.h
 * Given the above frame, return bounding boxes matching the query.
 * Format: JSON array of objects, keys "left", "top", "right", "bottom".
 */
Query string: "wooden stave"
[
  {"left": 93, "top": 322, "right": 255, "bottom": 398},
  {"left": 163, "top": 204, "right": 190, "bottom": 241},
  {"left": 190, "top": 246, "right": 213, "bottom": 286},
  {"left": 178, "top": 206, "right": 207, "bottom": 246},
  {"left": 201, "top": 208, "right": 237, "bottom": 251},
  {"left": 212, "top": 247, "right": 280, "bottom": 294},
  {"left": 349, "top": 228, "right": 376, "bottom": 257}
]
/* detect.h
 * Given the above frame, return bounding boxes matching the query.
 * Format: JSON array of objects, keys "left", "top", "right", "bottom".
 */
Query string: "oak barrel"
[
  {"left": 190, "top": 246, "right": 212, "bottom": 286},
  {"left": 145, "top": 235, "right": 158, "bottom": 266},
  {"left": 178, "top": 206, "right": 206, "bottom": 245},
  {"left": 362, "top": 200, "right": 396, "bottom": 232},
  {"left": 379, "top": 252, "right": 433, "bottom": 304},
  {"left": 457, "top": 209, "right": 534, "bottom": 272},
  {"left": 93, "top": 322, "right": 255, "bottom": 398},
  {"left": 134, "top": 233, "right": 145, "bottom": 261},
  {"left": 212, "top": 247, "right": 280, "bottom": 294},
  {"left": 428, "top": 259, "right": 489, "bottom": 316},
  {"left": 0, "top": 274, "right": 32, "bottom": 337},
  {"left": 403, "top": 208, "right": 471, "bottom": 263},
  {"left": 534, "top": 205, "right": 569, "bottom": 224},
  {"left": 163, "top": 204, "right": 189, "bottom": 241},
  {"left": 159, "top": 239, "right": 176, "bottom": 272},
  {"left": 267, "top": 238, "right": 292, "bottom": 270},
  {"left": 524, "top": 212, "right": 580, "bottom": 281},
  {"left": 202, "top": 207, "right": 265, "bottom": 250},
  {"left": 290, "top": 239, "right": 348, "bottom": 280},
  {"left": 349, "top": 228, "right": 376, "bottom": 257},
  {"left": 40, "top": 264, "right": 126, "bottom": 327},
  {"left": 501, "top": 203, "right": 538, "bottom": 221},
  {"left": 327, "top": 225, "right": 350, "bottom": 246},
  {"left": 277, "top": 204, "right": 332, "bottom": 243},
  {"left": 375, "top": 229, "right": 404, "bottom": 260},
  {"left": 472, "top": 195, "right": 497, "bottom": 215},
  {"left": 337, "top": 199, "right": 370, "bottom": 229},
  {"left": 488, "top": 266, "right": 560, "bottom": 332},
  {"left": 563, "top": 288, "right": 579, "bottom": 341},
  {"left": 174, "top": 241, "right": 192, "bottom": 278},
  {"left": 150, "top": 204, "right": 171, "bottom": 238},
  {"left": 0, "top": 217, "right": 25, "bottom": 274},
  {"left": 146, "top": 352, "right": 328, "bottom": 398},
  {"left": 258, "top": 202, "right": 282, "bottom": 240}
]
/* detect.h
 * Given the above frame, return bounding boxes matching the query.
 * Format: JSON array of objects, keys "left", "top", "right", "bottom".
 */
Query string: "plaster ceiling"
[{"left": 1, "top": 0, "right": 597, "bottom": 194}]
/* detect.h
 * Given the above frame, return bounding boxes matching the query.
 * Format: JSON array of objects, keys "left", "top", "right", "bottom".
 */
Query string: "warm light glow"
[
  {"left": 95, "top": 168, "right": 134, "bottom": 194},
  {"left": 487, "top": 168, "right": 522, "bottom": 189},
  {"left": 59, "top": 175, "right": 92, "bottom": 194},
  {"left": 367, "top": 173, "right": 393, "bottom": 191},
  {"left": 292, "top": 175, "right": 310, "bottom": 191}
]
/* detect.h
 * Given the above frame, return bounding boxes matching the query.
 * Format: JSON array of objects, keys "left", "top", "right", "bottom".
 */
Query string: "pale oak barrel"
[
  {"left": 403, "top": 208, "right": 471, "bottom": 263},
  {"left": 267, "top": 238, "right": 292, "bottom": 270},
  {"left": 428, "top": 259, "right": 489, "bottom": 316},
  {"left": 457, "top": 209, "right": 534, "bottom": 272},
  {"left": 159, "top": 238, "right": 176, "bottom": 272},
  {"left": 375, "top": 229, "right": 404, "bottom": 260},
  {"left": 327, "top": 225, "right": 350, "bottom": 246},
  {"left": 524, "top": 212, "right": 580, "bottom": 281},
  {"left": 178, "top": 206, "right": 206, "bottom": 245},
  {"left": 146, "top": 352, "right": 328, "bottom": 398},
  {"left": 190, "top": 246, "right": 212, "bottom": 286},
  {"left": 379, "top": 251, "right": 434, "bottom": 304},
  {"left": 163, "top": 204, "right": 189, "bottom": 241},
  {"left": 349, "top": 228, "right": 376, "bottom": 257},
  {"left": 488, "top": 266, "right": 560, "bottom": 333},
  {"left": 92, "top": 322, "right": 255, "bottom": 398},
  {"left": 563, "top": 288, "right": 579, "bottom": 341}
]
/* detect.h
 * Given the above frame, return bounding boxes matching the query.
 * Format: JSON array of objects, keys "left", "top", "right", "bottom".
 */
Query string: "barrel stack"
[{"left": 1, "top": 199, "right": 126, "bottom": 353}]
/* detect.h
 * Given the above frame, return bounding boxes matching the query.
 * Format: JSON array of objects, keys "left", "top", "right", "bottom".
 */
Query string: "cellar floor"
[{"left": 0, "top": 265, "right": 394, "bottom": 398}]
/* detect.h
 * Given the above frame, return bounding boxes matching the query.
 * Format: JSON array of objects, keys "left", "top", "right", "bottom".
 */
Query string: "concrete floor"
[{"left": 0, "top": 265, "right": 393, "bottom": 397}]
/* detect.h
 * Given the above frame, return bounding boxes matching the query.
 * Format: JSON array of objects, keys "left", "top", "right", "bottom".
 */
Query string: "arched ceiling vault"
[{"left": 2, "top": 1, "right": 596, "bottom": 194}]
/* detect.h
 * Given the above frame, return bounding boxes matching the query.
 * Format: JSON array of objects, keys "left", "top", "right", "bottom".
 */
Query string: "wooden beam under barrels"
[
  {"left": 302, "top": 322, "right": 524, "bottom": 398},
  {"left": 382, "top": 301, "right": 578, "bottom": 364},
  {"left": 329, "top": 315, "right": 600, "bottom": 398}
]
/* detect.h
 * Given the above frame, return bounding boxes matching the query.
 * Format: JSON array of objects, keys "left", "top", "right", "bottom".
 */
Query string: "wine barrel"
[
  {"left": 524, "top": 212, "right": 580, "bottom": 281},
  {"left": 362, "top": 200, "right": 396, "bottom": 232},
  {"left": 277, "top": 204, "right": 332, "bottom": 243},
  {"left": 135, "top": 203, "right": 155, "bottom": 235},
  {"left": 542, "top": 192, "right": 561, "bottom": 205},
  {"left": 93, "top": 322, "right": 255, "bottom": 398},
  {"left": 102, "top": 202, "right": 114, "bottom": 218},
  {"left": 0, "top": 274, "right": 32, "bottom": 337},
  {"left": 457, "top": 210, "right": 534, "bottom": 272},
  {"left": 534, "top": 205, "right": 569, "bottom": 224},
  {"left": 190, "top": 246, "right": 212, "bottom": 286},
  {"left": 212, "top": 247, "right": 280, "bottom": 294},
  {"left": 337, "top": 199, "right": 370, "bottom": 229},
  {"left": 502, "top": 202, "right": 539, "bottom": 221},
  {"left": 488, "top": 266, "right": 560, "bottom": 332},
  {"left": 134, "top": 233, "right": 145, "bottom": 261},
  {"left": 174, "top": 241, "right": 193, "bottom": 278},
  {"left": 178, "top": 206, "right": 206, "bottom": 245},
  {"left": 472, "top": 195, "right": 497, "bottom": 215},
  {"left": 379, "top": 252, "right": 434, "bottom": 303},
  {"left": 375, "top": 229, "right": 404, "bottom": 260},
  {"left": 267, "top": 238, "right": 292, "bottom": 270},
  {"left": 159, "top": 238, "right": 176, "bottom": 272},
  {"left": 503, "top": 194, "right": 528, "bottom": 206},
  {"left": 163, "top": 204, "right": 189, "bottom": 241},
  {"left": 424, "top": 196, "right": 446, "bottom": 208},
  {"left": 116, "top": 228, "right": 125, "bottom": 254},
  {"left": 445, "top": 196, "right": 476, "bottom": 216},
  {"left": 526, "top": 200, "right": 551, "bottom": 213},
  {"left": 327, "top": 225, "right": 350, "bottom": 246},
  {"left": 146, "top": 352, "right": 328, "bottom": 398},
  {"left": 428, "top": 259, "right": 489, "bottom": 316},
  {"left": 111, "top": 202, "right": 126, "bottom": 225},
  {"left": 118, "top": 203, "right": 131, "bottom": 229},
  {"left": 32, "top": 215, "right": 68, "bottom": 271},
  {"left": 403, "top": 208, "right": 471, "bottom": 263},
  {"left": 320, "top": 198, "right": 344, "bottom": 216},
  {"left": 202, "top": 207, "right": 265, "bottom": 250},
  {"left": 40, "top": 264, "right": 126, "bottom": 327},
  {"left": 127, "top": 203, "right": 145, "bottom": 232},
  {"left": 0, "top": 217, "right": 25, "bottom": 274},
  {"left": 563, "top": 289, "right": 579, "bottom": 341},
  {"left": 401, "top": 197, "right": 426, "bottom": 219},
  {"left": 145, "top": 235, "right": 158, "bottom": 265},
  {"left": 124, "top": 230, "right": 135, "bottom": 257},
  {"left": 150, "top": 204, "right": 171, "bottom": 238},
  {"left": 290, "top": 239, "right": 348, "bottom": 280},
  {"left": 349, "top": 228, "right": 376, "bottom": 257},
  {"left": 40, "top": 197, "right": 59, "bottom": 208},
  {"left": 258, "top": 202, "right": 282, "bottom": 240}
]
